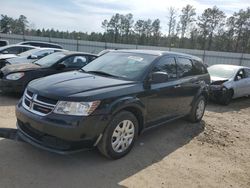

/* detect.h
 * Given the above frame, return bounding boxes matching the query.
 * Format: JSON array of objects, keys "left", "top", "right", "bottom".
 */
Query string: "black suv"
[{"left": 15, "top": 50, "right": 210, "bottom": 159}]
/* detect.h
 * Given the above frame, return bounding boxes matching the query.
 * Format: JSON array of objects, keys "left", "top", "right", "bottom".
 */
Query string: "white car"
[
  {"left": 6, "top": 48, "right": 66, "bottom": 65},
  {"left": 208, "top": 64, "right": 250, "bottom": 105},
  {"left": 0, "top": 45, "right": 37, "bottom": 68}
]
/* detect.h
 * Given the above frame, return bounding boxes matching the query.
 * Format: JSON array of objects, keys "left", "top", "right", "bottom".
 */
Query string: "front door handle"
[{"left": 174, "top": 84, "right": 181, "bottom": 88}]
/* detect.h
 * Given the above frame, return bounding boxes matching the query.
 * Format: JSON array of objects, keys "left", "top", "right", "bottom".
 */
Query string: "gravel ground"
[{"left": 0, "top": 93, "right": 249, "bottom": 188}]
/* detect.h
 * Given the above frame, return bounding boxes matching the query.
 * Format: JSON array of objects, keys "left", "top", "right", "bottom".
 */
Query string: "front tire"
[
  {"left": 188, "top": 95, "right": 206, "bottom": 123},
  {"left": 98, "top": 111, "right": 138, "bottom": 159}
]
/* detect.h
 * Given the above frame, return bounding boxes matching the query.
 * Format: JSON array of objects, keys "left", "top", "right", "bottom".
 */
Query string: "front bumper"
[
  {"left": 209, "top": 86, "right": 227, "bottom": 101},
  {"left": 0, "top": 78, "right": 24, "bottom": 93},
  {"left": 15, "top": 100, "right": 110, "bottom": 154}
]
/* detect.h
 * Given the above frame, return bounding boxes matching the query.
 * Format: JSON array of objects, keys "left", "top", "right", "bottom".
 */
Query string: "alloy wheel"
[
  {"left": 196, "top": 99, "right": 205, "bottom": 120},
  {"left": 111, "top": 120, "right": 135, "bottom": 153}
]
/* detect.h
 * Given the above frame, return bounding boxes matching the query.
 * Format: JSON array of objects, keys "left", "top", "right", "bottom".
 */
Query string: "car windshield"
[
  {"left": 208, "top": 65, "right": 238, "bottom": 79},
  {"left": 34, "top": 52, "right": 66, "bottom": 67},
  {"left": 82, "top": 52, "right": 157, "bottom": 80}
]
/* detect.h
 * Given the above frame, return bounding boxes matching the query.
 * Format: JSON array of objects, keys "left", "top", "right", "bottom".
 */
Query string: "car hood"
[
  {"left": 1, "top": 63, "right": 40, "bottom": 75},
  {"left": 28, "top": 71, "right": 137, "bottom": 99},
  {"left": 0, "top": 54, "right": 17, "bottom": 60},
  {"left": 7, "top": 56, "right": 30, "bottom": 64},
  {"left": 210, "top": 76, "right": 229, "bottom": 83}
]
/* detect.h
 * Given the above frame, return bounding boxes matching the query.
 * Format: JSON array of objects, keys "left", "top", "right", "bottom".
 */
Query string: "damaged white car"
[{"left": 208, "top": 64, "right": 250, "bottom": 105}]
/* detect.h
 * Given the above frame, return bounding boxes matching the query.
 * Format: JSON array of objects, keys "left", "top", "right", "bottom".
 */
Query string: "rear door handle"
[{"left": 174, "top": 84, "right": 181, "bottom": 88}]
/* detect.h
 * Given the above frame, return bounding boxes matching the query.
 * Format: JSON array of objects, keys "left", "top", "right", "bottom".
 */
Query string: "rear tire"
[
  {"left": 98, "top": 111, "right": 138, "bottom": 159},
  {"left": 188, "top": 95, "right": 206, "bottom": 123}
]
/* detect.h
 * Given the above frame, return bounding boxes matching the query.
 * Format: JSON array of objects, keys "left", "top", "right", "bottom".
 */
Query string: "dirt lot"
[{"left": 0, "top": 93, "right": 249, "bottom": 188}]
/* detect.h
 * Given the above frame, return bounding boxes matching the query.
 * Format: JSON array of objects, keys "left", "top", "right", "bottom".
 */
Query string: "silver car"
[
  {"left": 208, "top": 64, "right": 250, "bottom": 105},
  {"left": 6, "top": 48, "right": 66, "bottom": 65}
]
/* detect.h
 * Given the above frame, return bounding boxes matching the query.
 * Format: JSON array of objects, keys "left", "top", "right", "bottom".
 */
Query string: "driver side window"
[
  {"left": 61, "top": 55, "right": 88, "bottom": 68},
  {"left": 236, "top": 69, "right": 246, "bottom": 80},
  {"left": 152, "top": 57, "right": 177, "bottom": 80}
]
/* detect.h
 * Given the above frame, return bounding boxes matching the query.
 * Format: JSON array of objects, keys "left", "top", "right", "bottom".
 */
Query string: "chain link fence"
[{"left": 1, "top": 33, "right": 250, "bottom": 67}]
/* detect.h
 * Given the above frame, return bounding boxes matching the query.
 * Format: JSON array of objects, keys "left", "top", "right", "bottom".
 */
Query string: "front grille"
[
  {"left": 36, "top": 95, "right": 57, "bottom": 105},
  {"left": 22, "top": 89, "right": 58, "bottom": 116},
  {"left": 26, "top": 90, "right": 33, "bottom": 98}
]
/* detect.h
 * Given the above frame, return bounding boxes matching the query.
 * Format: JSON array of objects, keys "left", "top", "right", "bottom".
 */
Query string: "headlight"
[
  {"left": 6, "top": 72, "right": 25, "bottom": 80},
  {"left": 54, "top": 101, "right": 100, "bottom": 116}
]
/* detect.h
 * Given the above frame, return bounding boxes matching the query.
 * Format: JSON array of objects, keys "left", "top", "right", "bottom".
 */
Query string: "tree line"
[{"left": 0, "top": 5, "right": 249, "bottom": 53}]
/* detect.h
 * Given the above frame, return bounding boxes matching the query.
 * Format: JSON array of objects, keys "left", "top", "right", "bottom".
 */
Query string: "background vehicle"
[
  {"left": 0, "top": 45, "right": 37, "bottom": 69},
  {"left": 18, "top": 41, "right": 63, "bottom": 49},
  {"left": 97, "top": 49, "right": 116, "bottom": 56},
  {"left": 6, "top": 48, "right": 66, "bottom": 66},
  {"left": 0, "top": 51, "right": 97, "bottom": 93},
  {"left": 14, "top": 50, "right": 210, "bottom": 159},
  {"left": 0, "top": 54, "right": 18, "bottom": 69},
  {"left": 208, "top": 64, "right": 250, "bottom": 105},
  {"left": 0, "top": 44, "right": 35, "bottom": 55},
  {"left": 0, "top": 40, "right": 9, "bottom": 47}
]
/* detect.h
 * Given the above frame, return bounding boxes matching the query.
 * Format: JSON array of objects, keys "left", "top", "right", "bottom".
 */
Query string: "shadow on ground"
[
  {"left": 0, "top": 119, "right": 204, "bottom": 188},
  {"left": 207, "top": 97, "right": 250, "bottom": 113},
  {"left": 0, "top": 92, "right": 21, "bottom": 106}
]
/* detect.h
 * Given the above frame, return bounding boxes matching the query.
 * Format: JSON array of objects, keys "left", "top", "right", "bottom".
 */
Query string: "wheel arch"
[
  {"left": 109, "top": 97, "right": 146, "bottom": 135},
  {"left": 116, "top": 106, "right": 144, "bottom": 135}
]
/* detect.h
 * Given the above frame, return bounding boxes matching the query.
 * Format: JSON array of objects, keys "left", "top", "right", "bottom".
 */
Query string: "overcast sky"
[{"left": 1, "top": 0, "right": 249, "bottom": 34}]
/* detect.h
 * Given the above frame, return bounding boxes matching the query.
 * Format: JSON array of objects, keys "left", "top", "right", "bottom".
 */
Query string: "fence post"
[
  {"left": 22, "top": 33, "right": 25, "bottom": 41},
  {"left": 239, "top": 52, "right": 244, "bottom": 66},
  {"left": 105, "top": 41, "right": 107, "bottom": 49},
  {"left": 76, "top": 36, "right": 80, "bottom": 51},
  {"left": 202, "top": 49, "right": 206, "bottom": 62}
]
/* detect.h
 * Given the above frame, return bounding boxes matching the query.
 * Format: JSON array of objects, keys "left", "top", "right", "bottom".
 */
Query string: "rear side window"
[
  {"left": 192, "top": 59, "right": 207, "bottom": 75},
  {"left": 177, "top": 57, "right": 194, "bottom": 78},
  {"left": 153, "top": 57, "right": 177, "bottom": 80}
]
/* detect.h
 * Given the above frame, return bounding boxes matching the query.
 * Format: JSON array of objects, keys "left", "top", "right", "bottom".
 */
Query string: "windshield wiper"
[{"left": 85, "top": 70, "right": 118, "bottom": 78}]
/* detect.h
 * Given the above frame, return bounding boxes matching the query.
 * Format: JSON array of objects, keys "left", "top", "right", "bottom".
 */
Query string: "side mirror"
[
  {"left": 55, "top": 63, "right": 66, "bottom": 70},
  {"left": 2, "top": 50, "right": 8, "bottom": 54},
  {"left": 28, "top": 54, "right": 38, "bottom": 59},
  {"left": 151, "top": 71, "right": 169, "bottom": 84}
]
